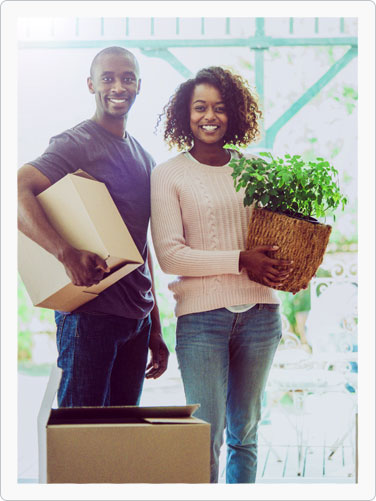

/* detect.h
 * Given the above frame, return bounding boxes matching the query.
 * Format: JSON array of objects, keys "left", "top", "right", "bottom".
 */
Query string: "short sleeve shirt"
[{"left": 29, "top": 119, "right": 154, "bottom": 319}]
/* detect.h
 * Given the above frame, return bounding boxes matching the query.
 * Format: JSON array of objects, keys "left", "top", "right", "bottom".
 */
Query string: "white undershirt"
[{"left": 184, "top": 150, "right": 256, "bottom": 314}]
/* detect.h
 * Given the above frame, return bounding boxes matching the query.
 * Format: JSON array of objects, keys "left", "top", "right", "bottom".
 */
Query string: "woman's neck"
[{"left": 189, "top": 144, "right": 231, "bottom": 166}]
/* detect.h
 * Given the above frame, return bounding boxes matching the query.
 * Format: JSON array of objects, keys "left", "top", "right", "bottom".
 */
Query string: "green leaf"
[
  {"left": 245, "top": 184, "right": 257, "bottom": 199},
  {"left": 260, "top": 193, "right": 270, "bottom": 206},
  {"left": 229, "top": 151, "right": 347, "bottom": 218}
]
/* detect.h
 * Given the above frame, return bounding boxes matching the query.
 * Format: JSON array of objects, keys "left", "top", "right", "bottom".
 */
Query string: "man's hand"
[
  {"left": 59, "top": 246, "right": 110, "bottom": 287},
  {"left": 145, "top": 330, "right": 170, "bottom": 379},
  {"left": 239, "top": 245, "right": 293, "bottom": 288}
]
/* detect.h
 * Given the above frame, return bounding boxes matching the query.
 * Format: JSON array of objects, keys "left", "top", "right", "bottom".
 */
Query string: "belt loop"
[{"left": 258, "top": 303, "right": 263, "bottom": 310}]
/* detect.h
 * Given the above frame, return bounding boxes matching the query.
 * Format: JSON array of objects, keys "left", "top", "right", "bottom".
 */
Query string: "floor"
[{"left": 17, "top": 355, "right": 356, "bottom": 484}]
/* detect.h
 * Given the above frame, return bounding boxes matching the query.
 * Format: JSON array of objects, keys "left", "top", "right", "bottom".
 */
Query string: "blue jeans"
[
  {"left": 175, "top": 304, "right": 281, "bottom": 484},
  {"left": 55, "top": 311, "right": 151, "bottom": 407}
]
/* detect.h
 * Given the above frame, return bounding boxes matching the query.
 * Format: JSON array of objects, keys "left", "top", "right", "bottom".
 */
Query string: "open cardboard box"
[
  {"left": 18, "top": 170, "right": 144, "bottom": 312},
  {"left": 38, "top": 366, "right": 211, "bottom": 484}
]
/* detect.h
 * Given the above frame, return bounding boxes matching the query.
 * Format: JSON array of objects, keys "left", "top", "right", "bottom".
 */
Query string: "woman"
[{"left": 151, "top": 67, "right": 292, "bottom": 483}]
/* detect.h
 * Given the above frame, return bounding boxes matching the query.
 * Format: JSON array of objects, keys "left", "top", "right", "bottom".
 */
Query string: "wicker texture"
[{"left": 246, "top": 209, "right": 332, "bottom": 293}]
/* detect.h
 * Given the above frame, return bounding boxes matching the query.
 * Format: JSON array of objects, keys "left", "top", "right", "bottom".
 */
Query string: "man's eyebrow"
[{"left": 100, "top": 70, "right": 137, "bottom": 77}]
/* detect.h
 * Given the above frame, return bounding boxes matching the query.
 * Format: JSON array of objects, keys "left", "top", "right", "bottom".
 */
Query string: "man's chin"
[{"left": 105, "top": 109, "right": 129, "bottom": 119}]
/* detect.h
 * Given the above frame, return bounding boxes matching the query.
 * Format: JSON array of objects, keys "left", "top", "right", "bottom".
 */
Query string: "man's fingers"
[
  {"left": 146, "top": 364, "right": 167, "bottom": 379},
  {"left": 145, "top": 349, "right": 169, "bottom": 379},
  {"left": 145, "top": 360, "right": 154, "bottom": 371},
  {"left": 94, "top": 255, "right": 110, "bottom": 273}
]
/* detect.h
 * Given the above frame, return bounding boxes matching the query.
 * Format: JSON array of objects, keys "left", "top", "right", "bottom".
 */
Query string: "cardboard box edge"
[{"left": 37, "top": 365, "right": 62, "bottom": 483}]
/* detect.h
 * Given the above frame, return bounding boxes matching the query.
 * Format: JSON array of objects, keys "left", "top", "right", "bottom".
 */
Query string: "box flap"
[
  {"left": 47, "top": 404, "right": 200, "bottom": 425},
  {"left": 69, "top": 175, "right": 144, "bottom": 264},
  {"left": 144, "top": 417, "right": 198, "bottom": 424}
]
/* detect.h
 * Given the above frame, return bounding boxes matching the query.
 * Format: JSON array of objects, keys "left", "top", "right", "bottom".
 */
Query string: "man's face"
[{"left": 87, "top": 53, "right": 141, "bottom": 119}]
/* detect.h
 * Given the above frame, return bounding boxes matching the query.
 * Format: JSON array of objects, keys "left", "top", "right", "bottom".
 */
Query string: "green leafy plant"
[{"left": 230, "top": 152, "right": 348, "bottom": 220}]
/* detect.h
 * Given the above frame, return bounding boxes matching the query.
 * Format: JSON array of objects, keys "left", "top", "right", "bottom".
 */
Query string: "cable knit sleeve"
[{"left": 151, "top": 158, "right": 242, "bottom": 277}]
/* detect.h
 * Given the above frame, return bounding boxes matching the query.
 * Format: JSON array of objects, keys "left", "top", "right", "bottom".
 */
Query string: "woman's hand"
[{"left": 239, "top": 245, "right": 293, "bottom": 288}]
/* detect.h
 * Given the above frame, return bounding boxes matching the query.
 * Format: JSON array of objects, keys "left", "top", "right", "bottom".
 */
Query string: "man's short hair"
[{"left": 90, "top": 46, "right": 139, "bottom": 78}]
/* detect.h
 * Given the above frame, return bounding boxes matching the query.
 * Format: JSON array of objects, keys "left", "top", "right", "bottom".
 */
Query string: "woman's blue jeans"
[
  {"left": 54, "top": 311, "right": 151, "bottom": 408},
  {"left": 175, "top": 304, "right": 281, "bottom": 484}
]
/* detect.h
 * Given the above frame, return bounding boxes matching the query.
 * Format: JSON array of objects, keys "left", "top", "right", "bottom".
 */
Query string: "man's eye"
[
  {"left": 124, "top": 77, "right": 136, "bottom": 83},
  {"left": 102, "top": 77, "right": 112, "bottom": 82}
]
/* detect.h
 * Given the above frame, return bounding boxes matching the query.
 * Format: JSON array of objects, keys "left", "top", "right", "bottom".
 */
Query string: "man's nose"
[{"left": 112, "top": 79, "right": 126, "bottom": 93}]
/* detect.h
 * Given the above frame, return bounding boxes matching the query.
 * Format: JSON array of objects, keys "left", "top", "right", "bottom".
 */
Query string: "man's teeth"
[
  {"left": 201, "top": 125, "right": 219, "bottom": 131},
  {"left": 109, "top": 98, "right": 126, "bottom": 103}
]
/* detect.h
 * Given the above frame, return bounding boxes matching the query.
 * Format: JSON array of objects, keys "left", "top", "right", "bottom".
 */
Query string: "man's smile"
[{"left": 107, "top": 97, "right": 128, "bottom": 104}]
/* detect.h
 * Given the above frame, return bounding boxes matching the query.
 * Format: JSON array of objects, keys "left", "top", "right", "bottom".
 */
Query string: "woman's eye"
[
  {"left": 216, "top": 107, "right": 226, "bottom": 113},
  {"left": 194, "top": 106, "right": 205, "bottom": 112}
]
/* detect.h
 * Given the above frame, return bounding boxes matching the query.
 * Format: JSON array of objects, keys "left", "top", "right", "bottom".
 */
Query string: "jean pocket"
[{"left": 56, "top": 313, "right": 68, "bottom": 353}]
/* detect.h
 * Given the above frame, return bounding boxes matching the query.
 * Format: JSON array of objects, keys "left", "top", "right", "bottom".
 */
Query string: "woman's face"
[{"left": 189, "top": 83, "right": 228, "bottom": 147}]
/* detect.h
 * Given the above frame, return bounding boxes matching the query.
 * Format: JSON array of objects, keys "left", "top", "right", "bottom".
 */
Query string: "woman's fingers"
[
  {"left": 266, "top": 266, "right": 291, "bottom": 279},
  {"left": 263, "top": 276, "right": 283, "bottom": 287}
]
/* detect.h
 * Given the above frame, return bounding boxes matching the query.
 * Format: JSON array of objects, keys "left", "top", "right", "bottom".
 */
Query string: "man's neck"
[{"left": 91, "top": 113, "right": 127, "bottom": 139}]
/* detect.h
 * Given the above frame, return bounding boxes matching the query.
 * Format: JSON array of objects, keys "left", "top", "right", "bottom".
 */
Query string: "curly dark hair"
[{"left": 156, "top": 66, "right": 262, "bottom": 150}]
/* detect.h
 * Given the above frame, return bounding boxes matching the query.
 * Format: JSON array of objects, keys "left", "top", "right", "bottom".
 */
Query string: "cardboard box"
[
  {"left": 18, "top": 170, "right": 144, "bottom": 311},
  {"left": 38, "top": 366, "right": 211, "bottom": 484}
]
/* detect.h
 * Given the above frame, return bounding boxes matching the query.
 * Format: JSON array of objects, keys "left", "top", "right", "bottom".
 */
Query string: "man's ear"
[
  {"left": 87, "top": 77, "right": 95, "bottom": 94},
  {"left": 137, "top": 78, "right": 141, "bottom": 95}
]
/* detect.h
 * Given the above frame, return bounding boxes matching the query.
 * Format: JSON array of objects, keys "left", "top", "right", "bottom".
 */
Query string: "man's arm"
[
  {"left": 18, "top": 164, "right": 109, "bottom": 287},
  {"left": 145, "top": 246, "right": 170, "bottom": 379}
]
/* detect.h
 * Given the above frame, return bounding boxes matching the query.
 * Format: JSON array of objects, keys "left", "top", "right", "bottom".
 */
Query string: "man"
[{"left": 18, "top": 46, "right": 169, "bottom": 407}]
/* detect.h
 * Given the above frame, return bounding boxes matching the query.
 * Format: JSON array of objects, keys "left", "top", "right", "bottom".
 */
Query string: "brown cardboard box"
[
  {"left": 38, "top": 366, "right": 211, "bottom": 484},
  {"left": 18, "top": 170, "right": 144, "bottom": 311}
]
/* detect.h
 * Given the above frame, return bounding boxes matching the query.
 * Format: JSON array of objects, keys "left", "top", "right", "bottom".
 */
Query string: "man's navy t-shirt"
[{"left": 30, "top": 119, "right": 154, "bottom": 319}]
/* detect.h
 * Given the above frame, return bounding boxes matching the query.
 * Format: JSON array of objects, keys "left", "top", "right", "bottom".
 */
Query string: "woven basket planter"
[{"left": 246, "top": 208, "right": 332, "bottom": 294}]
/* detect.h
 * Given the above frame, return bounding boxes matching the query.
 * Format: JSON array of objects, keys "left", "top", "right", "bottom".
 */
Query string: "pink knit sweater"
[{"left": 150, "top": 152, "right": 279, "bottom": 317}]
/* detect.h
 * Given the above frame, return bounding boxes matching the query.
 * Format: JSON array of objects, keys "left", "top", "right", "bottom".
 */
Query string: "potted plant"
[{"left": 230, "top": 152, "right": 348, "bottom": 293}]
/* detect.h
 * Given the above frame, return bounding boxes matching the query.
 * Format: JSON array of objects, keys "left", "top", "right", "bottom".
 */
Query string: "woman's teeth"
[{"left": 201, "top": 125, "right": 219, "bottom": 131}]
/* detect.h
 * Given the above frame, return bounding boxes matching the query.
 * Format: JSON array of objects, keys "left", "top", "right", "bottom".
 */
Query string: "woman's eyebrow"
[{"left": 192, "top": 99, "right": 225, "bottom": 104}]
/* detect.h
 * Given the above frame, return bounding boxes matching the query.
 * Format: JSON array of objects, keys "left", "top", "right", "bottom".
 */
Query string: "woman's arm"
[
  {"left": 151, "top": 166, "right": 241, "bottom": 277},
  {"left": 151, "top": 163, "right": 292, "bottom": 285}
]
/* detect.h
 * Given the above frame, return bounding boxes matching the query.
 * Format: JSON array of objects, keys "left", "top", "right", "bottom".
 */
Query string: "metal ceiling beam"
[
  {"left": 140, "top": 48, "right": 193, "bottom": 78},
  {"left": 263, "top": 46, "right": 358, "bottom": 148},
  {"left": 18, "top": 37, "right": 357, "bottom": 50}
]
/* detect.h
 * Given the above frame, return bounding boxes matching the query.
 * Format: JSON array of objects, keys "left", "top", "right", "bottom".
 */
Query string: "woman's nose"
[{"left": 204, "top": 107, "right": 216, "bottom": 120}]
